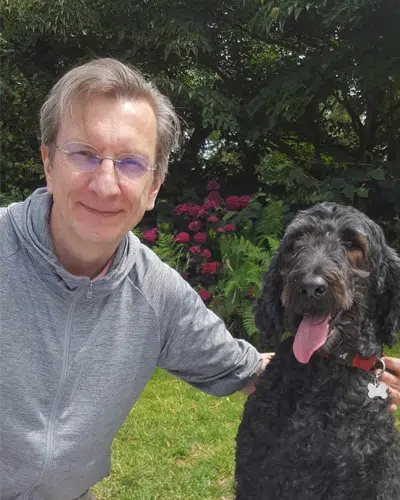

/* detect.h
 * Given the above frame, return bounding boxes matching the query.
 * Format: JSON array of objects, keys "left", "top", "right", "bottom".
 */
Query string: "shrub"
[{"left": 135, "top": 180, "right": 285, "bottom": 345}]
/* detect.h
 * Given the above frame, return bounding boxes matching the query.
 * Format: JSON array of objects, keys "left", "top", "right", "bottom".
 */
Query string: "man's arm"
[{"left": 241, "top": 352, "right": 275, "bottom": 395}]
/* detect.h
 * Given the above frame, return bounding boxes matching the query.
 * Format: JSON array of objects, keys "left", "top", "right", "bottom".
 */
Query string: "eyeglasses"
[{"left": 56, "top": 142, "right": 156, "bottom": 181}]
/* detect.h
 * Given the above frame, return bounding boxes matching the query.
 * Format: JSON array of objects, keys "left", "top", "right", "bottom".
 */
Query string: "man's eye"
[
  {"left": 123, "top": 157, "right": 140, "bottom": 165},
  {"left": 76, "top": 150, "right": 96, "bottom": 158}
]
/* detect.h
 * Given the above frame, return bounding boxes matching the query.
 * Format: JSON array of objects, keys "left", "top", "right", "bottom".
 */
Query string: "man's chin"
[{"left": 74, "top": 222, "right": 125, "bottom": 247}]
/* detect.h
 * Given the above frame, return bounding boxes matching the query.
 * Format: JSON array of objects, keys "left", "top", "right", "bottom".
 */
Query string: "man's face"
[{"left": 42, "top": 94, "right": 161, "bottom": 247}]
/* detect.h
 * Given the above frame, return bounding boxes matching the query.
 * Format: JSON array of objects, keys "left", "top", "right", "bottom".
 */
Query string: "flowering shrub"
[
  {"left": 136, "top": 179, "right": 284, "bottom": 343},
  {"left": 175, "top": 232, "right": 190, "bottom": 243},
  {"left": 201, "top": 261, "right": 219, "bottom": 275},
  {"left": 225, "top": 195, "right": 251, "bottom": 211},
  {"left": 142, "top": 228, "right": 158, "bottom": 243},
  {"left": 188, "top": 221, "right": 202, "bottom": 231},
  {"left": 173, "top": 203, "right": 202, "bottom": 217},
  {"left": 188, "top": 245, "right": 201, "bottom": 254},
  {"left": 193, "top": 232, "right": 207, "bottom": 244},
  {"left": 198, "top": 288, "right": 212, "bottom": 301},
  {"left": 207, "top": 180, "right": 220, "bottom": 191}
]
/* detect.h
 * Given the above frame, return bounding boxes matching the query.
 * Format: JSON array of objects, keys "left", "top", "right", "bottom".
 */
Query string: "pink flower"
[
  {"left": 216, "top": 227, "right": 225, "bottom": 233},
  {"left": 173, "top": 203, "right": 187, "bottom": 216},
  {"left": 198, "top": 288, "right": 212, "bottom": 301},
  {"left": 142, "top": 228, "right": 157, "bottom": 243},
  {"left": 224, "top": 224, "right": 236, "bottom": 232},
  {"left": 201, "top": 249, "right": 212, "bottom": 259},
  {"left": 188, "top": 245, "right": 201, "bottom": 254},
  {"left": 193, "top": 232, "right": 207, "bottom": 244},
  {"left": 203, "top": 200, "right": 218, "bottom": 210},
  {"left": 173, "top": 203, "right": 202, "bottom": 218},
  {"left": 207, "top": 180, "right": 220, "bottom": 191},
  {"left": 188, "top": 221, "right": 202, "bottom": 232},
  {"left": 207, "top": 216, "right": 218, "bottom": 223},
  {"left": 225, "top": 195, "right": 242, "bottom": 211},
  {"left": 206, "top": 191, "right": 223, "bottom": 204},
  {"left": 240, "top": 195, "right": 251, "bottom": 208},
  {"left": 201, "top": 261, "right": 219, "bottom": 275},
  {"left": 186, "top": 204, "right": 202, "bottom": 217},
  {"left": 198, "top": 208, "right": 207, "bottom": 218},
  {"left": 175, "top": 232, "right": 190, "bottom": 243}
]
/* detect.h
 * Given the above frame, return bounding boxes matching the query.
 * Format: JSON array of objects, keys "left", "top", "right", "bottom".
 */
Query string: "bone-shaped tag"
[{"left": 367, "top": 382, "right": 388, "bottom": 400}]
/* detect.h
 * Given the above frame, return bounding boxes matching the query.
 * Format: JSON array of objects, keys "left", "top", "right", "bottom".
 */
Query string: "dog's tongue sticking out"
[{"left": 293, "top": 316, "right": 330, "bottom": 364}]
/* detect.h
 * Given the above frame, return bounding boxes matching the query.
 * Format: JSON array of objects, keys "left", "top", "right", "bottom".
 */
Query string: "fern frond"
[
  {"left": 240, "top": 301, "right": 258, "bottom": 338},
  {"left": 255, "top": 201, "right": 284, "bottom": 246},
  {"left": 152, "top": 232, "right": 187, "bottom": 273}
]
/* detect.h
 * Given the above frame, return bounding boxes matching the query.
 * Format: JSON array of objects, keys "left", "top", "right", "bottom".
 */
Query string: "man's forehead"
[
  {"left": 59, "top": 94, "right": 154, "bottom": 125},
  {"left": 57, "top": 94, "right": 157, "bottom": 155}
]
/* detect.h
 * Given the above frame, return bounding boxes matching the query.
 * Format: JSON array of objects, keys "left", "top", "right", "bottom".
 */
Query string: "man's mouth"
[
  {"left": 293, "top": 312, "right": 339, "bottom": 364},
  {"left": 81, "top": 203, "right": 121, "bottom": 216}
]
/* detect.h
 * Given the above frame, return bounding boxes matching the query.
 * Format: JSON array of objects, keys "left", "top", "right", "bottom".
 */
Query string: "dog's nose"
[{"left": 299, "top": 276, "right": 327, "bottom": 299}]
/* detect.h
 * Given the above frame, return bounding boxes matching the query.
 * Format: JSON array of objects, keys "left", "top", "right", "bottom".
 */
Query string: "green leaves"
[
  {"left": 150, "top": 232, "right": 188, "bottom": 274},
  {"left": 208, "top": 198, "right": 284, "bottom": 340},
  {"left": 369, "top": 168, "right": 385, "bottom": 181},
  {"left": 215, "top": 234, "right": 273, "bottom": 338},
  {"left": 2, "top": 0, "right": 400, "bottom": 248},
  {"left": 355, "top": 187, "right": 369, "bottom": 198}
]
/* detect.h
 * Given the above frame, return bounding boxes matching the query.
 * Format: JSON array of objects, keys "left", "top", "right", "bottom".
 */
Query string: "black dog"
[{"left": 235, "top": 202, "right": 400, "bottom": 500}]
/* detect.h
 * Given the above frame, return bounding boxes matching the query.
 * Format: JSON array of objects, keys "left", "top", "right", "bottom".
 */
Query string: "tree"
[{"left": 2, "top": 0, "right": 400, "bottom": 241}]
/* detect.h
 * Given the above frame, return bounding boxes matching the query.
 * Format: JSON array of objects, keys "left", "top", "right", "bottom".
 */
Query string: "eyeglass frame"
[{"left": 55, "top": 141, "right": 157, "bottom": 180}]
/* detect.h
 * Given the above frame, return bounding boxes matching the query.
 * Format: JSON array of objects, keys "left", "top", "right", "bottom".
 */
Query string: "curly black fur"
[{"left": 235, "top": 202, "right": 400, "bottom": 500}]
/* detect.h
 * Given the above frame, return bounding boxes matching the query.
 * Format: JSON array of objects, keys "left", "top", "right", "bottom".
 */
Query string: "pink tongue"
[{"left": 293, "top": 316, "right": 330, "bottom": 364}]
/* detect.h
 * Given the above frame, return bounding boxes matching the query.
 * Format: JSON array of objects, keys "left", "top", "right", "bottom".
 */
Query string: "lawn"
[
  {"left": 94, "top": 344, "right": 400, "bottom": 499},
  {"left": 93, "top": 367, "right": 246, "bottom": 500}
]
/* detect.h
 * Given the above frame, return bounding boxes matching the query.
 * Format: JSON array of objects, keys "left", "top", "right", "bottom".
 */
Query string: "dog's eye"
[{"left": 343, "top": 241, "right": 355, "bottom": 249}]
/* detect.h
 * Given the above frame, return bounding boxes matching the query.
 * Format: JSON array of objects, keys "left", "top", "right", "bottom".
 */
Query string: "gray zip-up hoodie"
[{"left": 0, "top": 188, "right": 261, "bottom": 500}]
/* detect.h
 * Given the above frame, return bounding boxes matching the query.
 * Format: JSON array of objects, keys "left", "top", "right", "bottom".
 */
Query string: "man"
[{"left": 1, "top": 58, "right": 399, "bottom": 500}]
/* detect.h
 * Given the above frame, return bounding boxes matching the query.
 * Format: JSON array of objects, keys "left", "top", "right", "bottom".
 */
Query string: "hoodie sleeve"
[{"left": 154, "top": 262, "right": 262, "bottom": 397}]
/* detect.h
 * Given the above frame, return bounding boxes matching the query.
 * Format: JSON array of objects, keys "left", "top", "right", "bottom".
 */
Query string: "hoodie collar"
[{"left": 8, "top": 187, "right": 140, "bottom": 297}]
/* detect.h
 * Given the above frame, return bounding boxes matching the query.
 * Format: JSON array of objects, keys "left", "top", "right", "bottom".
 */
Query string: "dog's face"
[{"left": 256, "top": 202, "right": 400, "bottom": 362}]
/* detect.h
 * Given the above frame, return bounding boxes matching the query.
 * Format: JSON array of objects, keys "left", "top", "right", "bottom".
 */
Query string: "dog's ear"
[
  {"left": 255, "top": 251, "right": 285, "bottom": 350},
  {"left": 376, "top": 245, "right": 400, "bottom": 347}
]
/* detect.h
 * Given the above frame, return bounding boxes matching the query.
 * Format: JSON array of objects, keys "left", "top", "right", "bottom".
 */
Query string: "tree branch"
[{"left": 339, "top": 90, "right": 363, "bottom": 135}]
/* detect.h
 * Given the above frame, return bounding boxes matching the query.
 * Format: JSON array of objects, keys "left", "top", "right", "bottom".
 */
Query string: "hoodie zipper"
[
  {"left": 23, "top": 286, "right": 87, "bottom": 499},
  {"left": 87, "top": 281, "right": 93, "bottom": 299}
]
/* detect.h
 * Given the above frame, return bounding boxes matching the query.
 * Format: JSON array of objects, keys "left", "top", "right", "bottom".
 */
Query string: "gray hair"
[{"left": 40, "top": 57, "right": 181, "bottom": 182}]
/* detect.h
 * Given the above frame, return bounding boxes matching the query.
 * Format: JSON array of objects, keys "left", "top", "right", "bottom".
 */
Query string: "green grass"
[
  {"left": 387, "top": 341, "right": 400, "bottom": 359},
  {"left": 93, "top": 368, "right": 246, "bottom": 500},
  {"left": 94, "top": 346, "right": 400, "bottom": 499}
]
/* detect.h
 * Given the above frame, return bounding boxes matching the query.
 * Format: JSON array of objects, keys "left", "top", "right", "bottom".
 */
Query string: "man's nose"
[{"left": 88, "top": 159, "right": 121, "bottom": 197}]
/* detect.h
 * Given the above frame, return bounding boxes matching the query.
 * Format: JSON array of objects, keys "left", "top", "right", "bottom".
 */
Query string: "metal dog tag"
[
  {"left": 367, "top": 356, "right": 388, "bottom": 400},
  {"left": 367, "top": 381, "right": 388, "bottom": 400}
]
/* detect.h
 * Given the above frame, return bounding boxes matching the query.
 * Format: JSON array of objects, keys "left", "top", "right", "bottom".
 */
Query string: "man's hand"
[
  {"left": 380, "top": 356, "right": 400, "bottom": 413},
  {"left": 241, "top": 353, "right": 275, "bottom": 395}
]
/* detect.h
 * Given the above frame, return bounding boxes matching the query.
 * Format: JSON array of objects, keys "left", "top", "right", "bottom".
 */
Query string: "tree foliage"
[{"left": 1, "top": 0, "right": 400, "bottom": 239}]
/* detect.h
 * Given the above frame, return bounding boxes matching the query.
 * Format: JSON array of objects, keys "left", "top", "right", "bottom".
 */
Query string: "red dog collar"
[{"left": 325, "top": 352, "right": 385, "bottom": 372}]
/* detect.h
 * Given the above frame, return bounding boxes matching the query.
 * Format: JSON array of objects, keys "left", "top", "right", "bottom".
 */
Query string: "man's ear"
[
  {"left": 41, "top": 145, "right": 53, "bottom": 194},
  {"left": 145, "top": 176, "right": 162, "bottom": 211}
]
